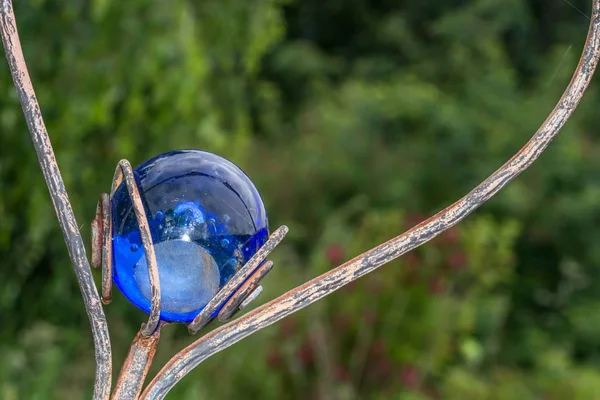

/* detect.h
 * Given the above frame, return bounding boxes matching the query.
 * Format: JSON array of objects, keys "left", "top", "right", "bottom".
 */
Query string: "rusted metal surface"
[
  {"left": 0, "top": 2, "right": 113, "bottom": 399},
  {"left": 187, "top": 225, "right": 289, "bottom": 334},
  {"left": 112, "top": 326, "right": 162, "bottom": 400},
  {"left": 218, "top": 260, "right": 274, "bottom": 322},
  {"left": 140, "top": 2, "right": 600, "bottom": 398},
  {"left": 91, "top": 197, "right": 103, "bottom": 268},
  {"left": 111, "top": 160, "right": 161, "bottom": 337},
  {"left": 100, "top": 193, "right": 113, "bottom": 304},
  {"left": 2, "top": 0, "right": 600, "bottom": 398},
  {"left": 239, "top": 286, "right": 264, "bottom": 310},
  {"left": 92, "top": 193, "right": 113, "bottom": 304}
]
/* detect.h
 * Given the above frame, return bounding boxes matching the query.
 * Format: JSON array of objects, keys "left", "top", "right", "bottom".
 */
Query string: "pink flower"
[
  {"left": 296, "top": 342, "right": 314, "bottom": 366},
  {"left": 400, "top": 364, "right": 420, "bottom": 390},
  {"left": 266, "top": 349, "right": 284, "bottom": 368},
  {"left": 280, "top": 317, "right": 297, "bottom": 338},
  {"left": 325, "top": 243, "right": 345, "bottom": 266},
  {"left": 428, "top": 277, "right": 445, "bottom": 295},
  {"left": 448, "top": 251, "right": 467, "bottom": 270},
  {"left": 403, "top": 252, "right": 420, "bottom": 269},
  {"left": 441, "top": 227, "right": 460, "bottom": 245}
]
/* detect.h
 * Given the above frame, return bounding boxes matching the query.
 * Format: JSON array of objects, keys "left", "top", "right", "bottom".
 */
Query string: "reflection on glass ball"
[{"left": 111, "top": 150, "right": 269, "bottom": 323}]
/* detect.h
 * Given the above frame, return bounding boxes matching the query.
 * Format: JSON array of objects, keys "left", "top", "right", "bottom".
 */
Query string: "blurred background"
[{"left": 1, "top": 0, "right": 600, "bottom": 399}]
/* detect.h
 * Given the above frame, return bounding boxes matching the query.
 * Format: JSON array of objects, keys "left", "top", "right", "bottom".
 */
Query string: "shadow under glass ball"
[{"left": 111, "top": 150, "right": 269, "bottom": 323}]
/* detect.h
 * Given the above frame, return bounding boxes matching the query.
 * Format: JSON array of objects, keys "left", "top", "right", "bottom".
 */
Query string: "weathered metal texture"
[
  {"left": 187, "top": 225, "right": 289, "bottom": 334},
  {"left": 111, "top": 160, "right": 162, "bottom": 337},
  {"left": 2, "top": 0, "right": 600, "bottom": 398},
  {"left": 218, "top": 260, "right": 274, "bottom": 322},
  {"left": 239, "top": 286, "right": 264, "bottom": 310},
  {"left": 91, "top": 193, "right": 112, "bottom": 304},
  {"left": 100, "top": 193, "right": 113, "bottom": 305},
  {"left": 140, "top": 2, "right": 600, "bottom": 398},
  {"left": 112, "top": 326, "right": 162, "bottom": 400},
  {"left": 91, "top": 197, "right": 104, "bottom": 268},
  {"left": 0, "top": 2, "right": 113, "bottom": 399},
  {"left": 91, "top": 193, "right": 112, "bottom": 305}
]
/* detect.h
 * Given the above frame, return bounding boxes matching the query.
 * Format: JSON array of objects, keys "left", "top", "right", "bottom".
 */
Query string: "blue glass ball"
[{"left": 111, "top": 150, "right": 269, "bottom": 323}]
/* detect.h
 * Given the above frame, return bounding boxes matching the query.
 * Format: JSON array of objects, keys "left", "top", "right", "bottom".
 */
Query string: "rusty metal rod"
[
  {"left": 91, "top": 196, "right": 105, "bottom": 269},
  {"left": 187, "top": 225, "right": 289, "bottom": 334},
  {"left": 100, "top": 193, "right": 113, "bottom": 305},
  {"left": 239, "top": 285, "right": 264, "bottom": 310},
  {"left": 2, "top": 0, "right": 599, "bottom": 398},
  {"left": 110, "top": 160, "right": 162, "bottom": 337},
  {"left": 93, "top": 193, "right": 114, "bottom": 304},
  {"left": 112, "top": 326, "right": 162, "bottom": 400},
  {"left": 0, "top": 1, "right": 112, "bottom": 399},
  {"left": 217, "top": 260, "right": 274, "bottom": 322},
  {"left": 91, "top": 193, "right": 113, "bottom": 304},
  {"left": 140, "top": 1, "right": 600, "bottom": 398}
]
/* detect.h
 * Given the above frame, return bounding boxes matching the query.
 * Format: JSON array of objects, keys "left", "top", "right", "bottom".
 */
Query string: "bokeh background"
[{"left": 1, "top": 0, "right": 600, "bottom": 399}]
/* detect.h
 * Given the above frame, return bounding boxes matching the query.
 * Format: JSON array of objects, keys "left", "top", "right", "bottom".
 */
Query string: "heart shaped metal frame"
[{"left": 2, "top": 0, "right": 599, "bottom": 399}]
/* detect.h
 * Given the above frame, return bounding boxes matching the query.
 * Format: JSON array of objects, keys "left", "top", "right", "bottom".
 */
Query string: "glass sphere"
[{"left": 111, "top": 150, "right": 269, "bottom": 323}]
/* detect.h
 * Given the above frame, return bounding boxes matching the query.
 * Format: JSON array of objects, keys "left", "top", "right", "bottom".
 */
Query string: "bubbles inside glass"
[{"left": 111, "top": 150, "right": 269, "bottom": 323}]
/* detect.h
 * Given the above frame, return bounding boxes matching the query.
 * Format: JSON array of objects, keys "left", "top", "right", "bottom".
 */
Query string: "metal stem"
[
  {"left": 2, "top": 0, "right": 599, "bottom": 399},
  {"left": 111, "top": 160, "right": 162, "bottom": 337},
  {"left": 100, "top": 193, "right": 113, "bottom": 304},
  {"left": 111, "top": 326, "right": 162, "bottom": 400},
  {"left": 0, "top": 1, "right": 112, "bottom": 399}
]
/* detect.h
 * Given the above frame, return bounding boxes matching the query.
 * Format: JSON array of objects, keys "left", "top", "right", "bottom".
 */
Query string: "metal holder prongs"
[
  {"left": 89, "top": 159, "right": 287, "bottom": 398},
  {"left": 91, "top": 159, "right": 288, "bottom": 337}
]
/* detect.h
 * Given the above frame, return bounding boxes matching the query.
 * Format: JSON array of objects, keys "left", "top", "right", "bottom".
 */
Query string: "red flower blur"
[
  {"left": 325, "top": 243, "right": 345, "bottom": 266},
  {"left": 400, "top": 364, "right": 420, "bottom": 390}
]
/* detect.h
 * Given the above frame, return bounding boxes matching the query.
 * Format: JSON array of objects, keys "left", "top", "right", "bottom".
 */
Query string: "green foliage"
[{"left": 1, "top": 0, "right": 600, "bottom": 398}]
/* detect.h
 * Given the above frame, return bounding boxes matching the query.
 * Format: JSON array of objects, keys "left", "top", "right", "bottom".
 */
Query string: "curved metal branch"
[
  {"left": 112, "top": 326, "right": 162, "bottom": 400},
  {"left": 187, "top": 225, "right": 289, "bottom": 333},
  {"left": 217, "top": 260, "right": 273, "bottom": 322},
  {"left": 92, "top": 193, "right": 113, "bottom": 304},
  {"left": 141, "top": 2, "right": 600, "bottom": 398},
  {"left": 111, "top": 160, "right": 161, "bottom": 337},
  {"left": 100, "top": 193, "right": 112, "bottom": 304},
  {"left": 217, "top": 260, "right": 274, "bottom": 322},
  {"left": 0, "top": 1, "right": 113, "bottom": 399}
]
